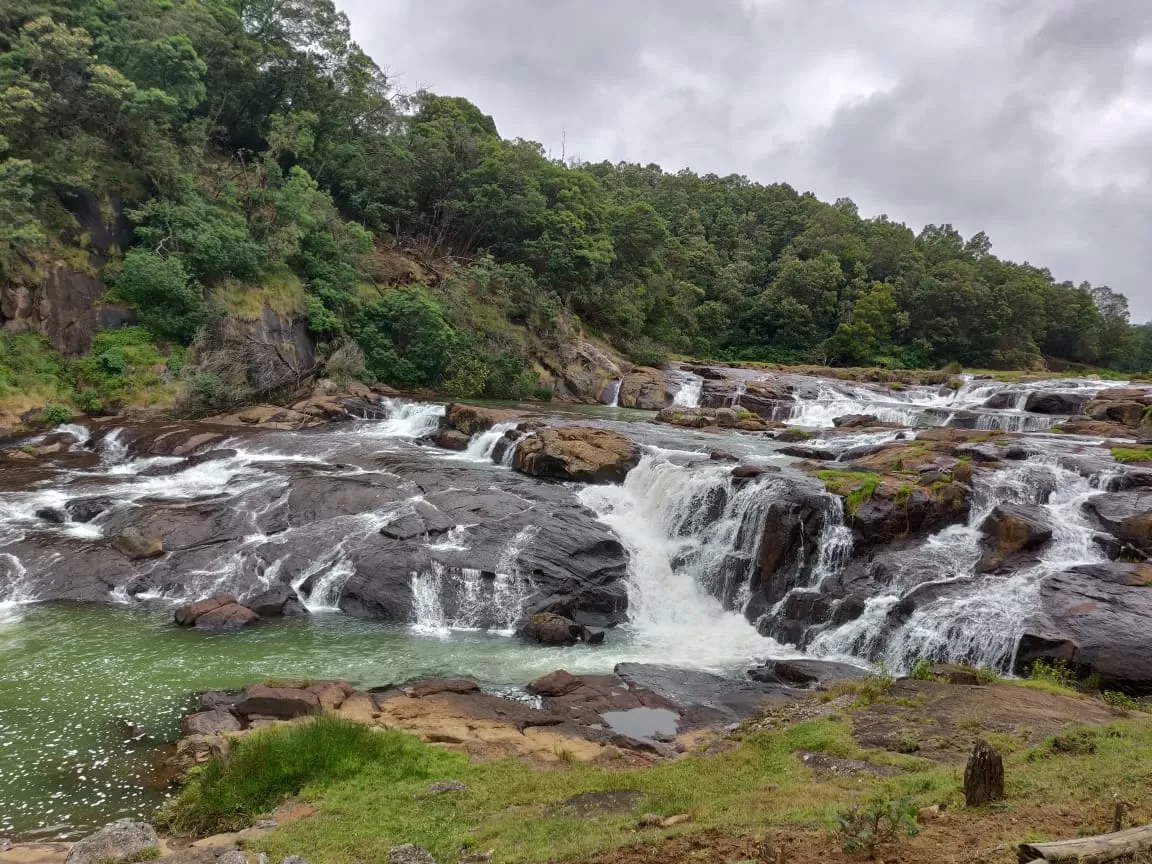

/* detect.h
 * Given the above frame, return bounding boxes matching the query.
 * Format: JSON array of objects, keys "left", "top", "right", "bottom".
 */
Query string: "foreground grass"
[{"left": 160, "top": 711, "right": 1152, "bottom": 864}]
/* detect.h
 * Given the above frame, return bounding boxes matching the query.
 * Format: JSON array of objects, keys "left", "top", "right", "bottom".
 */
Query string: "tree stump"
[{"left": 964, "top": 739, "right": 1005, "bottom": 806}]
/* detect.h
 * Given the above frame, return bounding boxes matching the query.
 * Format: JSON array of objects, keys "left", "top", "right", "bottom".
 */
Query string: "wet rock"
[
  {"left": 169, "top": 733, "right": 230, "bottom": 770},
  {"left": 34, "top": 507, "right": 68, "bottom": 524},
  {"left": 752, "top": 478, "right": 829, "bottom": 608},
  {"left": 709, "top": 450, "right": 737, "bottom": 462},
  {"left": 833, "top": 414, "right": 881, "bottom": 428},
  {"left": 977, "top": 503, "right": 1053, "bottom": 572},
  {"left": 752, "top": 659, "right": 869, "bottom": 689},
  {"left": 774, "top": 428, "right": 812, "bottom": 443},
  {"left": 519, "top": 612, "right": 585, "bottom": 645},
  {"left": 244, "top": 584, "right": 308, "bottom": 618},
  {"left": 181, "top": 709, "right": 242, "bottom": 737},
  {"left": 731, "top": 464, "right": 779, "bottom": 484},
  {"left": 1083, "top": 489, "right": 1152, "bottom": 555},
  {"left": 445, "top": 404, "right": 518, "bottom": 436},
  {"left": 615, "top": 663, "right": 791, "bottom": 721},
  {"left": 65, "top": 496, "right": 115, "bottom": 523},
  {"left": 955, "top": 443, "right": 1002, "bottom": 463},
  {"left": 513, "top": 427, "right": 639, "bottom": 484},
  {"left": 400, "top": 678, "right": 480, "bottom": 699},
  {"left": 778, "top": 444, "right": 837, "bottom": 461},
  {"left": 174, "top": 594, "right": 247, "bottom": 628},
  {"left": 196, "top": 690, "right": 242, "bottom": 712},
  {"left": 1025, "top": 392, "right": 1090, "bottom": 415},
  {"left": 1087, "top": 400, "right": 1145, "bottom": 427},
  {"left": 234, "top": 684, "right": 321, "bottom": 719},
  {"left": 1018, "top": 563, "right": 1152, "bottom": 692},
  {"left": 112, "top": 527, "right": 163, "bottom": 560},
  {"left": 195, "top": 603, "right": 260, "bottom": 631},
  {"left": 850, "top": 478, "right": 971, "bottom": 550},
  {"left": 64, "top": 820, "right": 158, "bottom": 864}
]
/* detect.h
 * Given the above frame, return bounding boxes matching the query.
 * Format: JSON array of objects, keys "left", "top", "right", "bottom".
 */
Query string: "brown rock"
[
  {"left": 234, "top": 684, "right": 321, "bottom": 719},
  {"left": 527, "top": 670, "right": 584, "bottom": 697},
  {"left": 305, "top": 680, "right": 354, "bottom": 710},
  {"left": 931, "top": 664, "right": 981, "bottom": 686},
  {"left": 444, "top": 404, "right": 518, "bottom": 436},
  {"left": 434, "top": 429, "right": 471, "bottom": 451},
  {"left": 513, "top": 427, "right": 639, "bottom": 484},
  {"left": 617, "top": 368, "right": 675, "bottom": 410},
  {"left": 194, "top": 603, "right": 259, "bottom": 631},
  {"left": 402, "top": 678, "right": 481, "bottom": 699},
  {"left": 519, "top": 612, "right": 584, "bottom": 645},
  {"left": 1087, "top": 400, "right": 1145, "bottom": 427},
  {"left": 174, "top": 594, "right": 238, "bottom": 626}
]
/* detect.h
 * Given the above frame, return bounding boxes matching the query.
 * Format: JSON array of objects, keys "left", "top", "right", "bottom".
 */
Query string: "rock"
[
  {"left": 977, "top": 503, "right": 1053, "bottom": 571},
  {"left": 400, "top": 678, "right": 481, "bottom": 698},
  {"left": 234, "top": 684, "right": 321, "bottom": 719},
  {"left": 750, "top": 478, "right": 829, "bottom": 609},
  {"left": 1018, "top": 563, "right": 1152, "bottom": 692},
  {"left": 64, "top": 820, "right": 158, "bottom": 864},
  {"left": 918, "top": 804, "right": 941, "bottom": 822},
  {"left": 833, "top": 414, "right": 880, "bottom": 428},
  {"left": 527, "top": 669, "right": 585, "bottom": 697},
  {"left": 182, "top": 709, "right": 243, "bottom": 737},
  {"left": 244, "top": 584, "right": 308, "bottom": 618},
  {"left": 1087, "top": 400, "right": 1145, "bottom": 427},
  {"left": 388, "top": 845, "right": 437, "bottom": 864},
  {"left": 444, "top": 404, "right": 518, "bottom": 436},
  {"left": 618, "top": 368, "right": 675, "bottom": 410},
  {"left": 513, "top": 427, "right": 639, "bottom": 484},
  {"left": 112, "top": 527, "right": 163, "bottom": 560},
  {"left": 778, "top": 445, "right": 837, "bottom": 461},
  {"left": 661, "top": 814, "right": 692, "bottom": 828},
  {"left": 433, "top": 429, "right": 471, "bottom": 451},
  {"left": 169, "top": 733, "right": 230, "bottom": 770},
  {"left": 426, "top": 780, "right": 468, "bottom": 794},
  {"left": 1083, "top": 490, "right": 1152, "bottom": 555},
  {"left": 194, "top": 603, "right": 260, "bottom": 631},
  {"left": 753, "top": 658, "right": 869, "bottom": 688},
  {"left": 714, "top": 407, "right": 739, "bottom": 428},
  {"left": 278, "top": 858, "right": 308, "bottom": 864},
  {"left": 34, "top": 507, "right": 68, "bottom": 524},
  {"left": 731, "top": 464, "right": 778, "bottom": 482},
  {"left": 774, "top": 428, "right": 811, "bottom": 443},
  {"left": 1025, "top": 391, "right": 1090, "bottom": 415},
  {"left": 175, "top": 594, "right": 239, "bottom": 626},
  {"left": 931, "top": 664, "right": 981, "bottom": 685},
  {"left": 65, "top": 496, "right": 114, "bottom": 523},
  {"left": 710, "top": 451, "right": 737, "bottom": 462},
  {"left": 519, "top": 612, "right": 584, "bottom": 645}
]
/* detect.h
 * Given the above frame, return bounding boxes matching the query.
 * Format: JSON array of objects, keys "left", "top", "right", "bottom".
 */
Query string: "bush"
[
  {"left": 351, "top": 288, "right": 455, "bottom": 390},
  {"left": 114, "top": 250, "right": 214, "bottom": 343},
  {"left": 324, "top": 339, "right": 366, "bottom": 385},
  {"left": 940, "top": 361, "right": 964, "bottom": 375},
  {"left": 158, "top": 715, "right": 461, "bottom": 836},
  {"left": 70, "top": 328, "right": 171, "bottom": 408},
  {"left": 37, "top": 404, "right": 73, "bottom": 427},
  {"left": 1102, "top": 691, "right": 1149, "bottom": 712},
  {"left": 910, "top": 658, "right": 936, "bottom": 681},
  {"left": 833, "top": 795, "right": 920, "bottom": 858},
  {"left": 1029, "top": 659, "right": 1077, "bottom": 689},
  {"left": 0, "top": 333, "right": 67, "bottom": 399}
]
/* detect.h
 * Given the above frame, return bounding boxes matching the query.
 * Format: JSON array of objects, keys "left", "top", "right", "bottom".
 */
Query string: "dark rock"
[
  {"left": 931, "top": 664, "right": 981, "bottom": 685},
  {"left": 444, "top": 404, "right": 518, "bottom": 436},
  {"left": 519, "top": 612, "right": 584, "bottom": 645},
  {"left": 751, "top": 478, "right": 829, "bottom": 608},
  {"left": 195, "top": 690, "right": 242, "bottom": 712},
  {"left": 955, "top": 443, "right": 1002, "bottom": 463},
  {"left": 615, "top": 663, "right": 791, "bottom": 721},
  {"left": 234, "top": 684, "right": 321, "bottom": 719},
  {"left": 977, "top": 503, "right": 1053, "bottom": 572},
  {"left": 434, "top": 429, "right": 471, "bottom": 451},
  {"left": 1025, "top": 391, "right": 1090, "bottom": 415},
  {"left": 1017, "top": 563, "right": 1152, "bottom": 692},
  {"left": 778, "top": 444, "right": 837, "bottom": 461},
  {"left": 774, "top": 428, "right": 812, "bottom": 443},
  {"left": 833, "top": 414, "right": 880, "bottom": 428},
  {"left": 65, "top": 496, "right": 115, "bottom": 523},
  {"left": 731, "top": 464, "right": 779, "bottom": 482},
  {"left": 400, "top": 678, "right": 480, "bottom": 698},
  {"left": 112, "top": 527, "right": 163, "bottom": 560},
  {"left": 755, "top": 658, "right": 869, "bottom": 689},
  {"left": 35, "top": 506, "right": 68, "bottom": 524},
  {"left": 1083, "top": 489, "right": 1152, "bottom": 555},
  {"left": 244, "top": 584, "right": 308, "bottom": 618},
  {"left": 181, "top": 709, "right": 242, "bottom": 737},
  {"left": 1086, "top": 400, "right": 1144, "bottom": 427},
  {"left": 710, "top": 451, "right": 737, "bottom": 462}
]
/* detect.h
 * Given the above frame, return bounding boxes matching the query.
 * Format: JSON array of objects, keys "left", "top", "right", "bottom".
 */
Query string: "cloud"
[{"left": 340, "top": 0, "right": 1152, "bottom": 320}]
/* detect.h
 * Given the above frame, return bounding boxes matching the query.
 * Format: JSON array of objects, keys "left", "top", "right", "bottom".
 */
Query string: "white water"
[
  {"left": 810, "top": 455, "right": 1108, "bottom": 671},
  {"left": 366, "top": 398, "right": 446, "bottom": 438},
  {"left": 578, "top": 452, "right": 792, "bottom": 667},
  {"left": 671, "top": 372, "right": 703, "bottom": 408},
  {"left": 451, "top": 421, "right": 519, "bottom": 464},
  {"left": 602, "top": 379, "right": 623, "bottom": 407}
]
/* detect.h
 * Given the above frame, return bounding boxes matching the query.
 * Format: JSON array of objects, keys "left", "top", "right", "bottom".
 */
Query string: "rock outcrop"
[
  {"left": 174, "top": 594, "right": 260, "bottom": 631},
  {"left": 63, "top": 820, "right": 158, "bottom": 864},
  {"left": 977, "top": 503, "right": 1053, "bottom": 572},
  {"left": 512, "top": 427, "right": 639, "bottom": 483},
  {"left": 617, "top": 367, "right": 675, "bottom": 410},
  {"left": 1018, "top": 563, "right": 1152, "bottom": 692},
  {"left": 1082, "top": 489, "right": 1152, "bottom": 556}
]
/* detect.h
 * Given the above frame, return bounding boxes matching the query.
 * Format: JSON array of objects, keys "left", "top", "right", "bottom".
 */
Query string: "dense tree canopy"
[{"left": 3, "top": 0, "right": 1149, "bottom": 399}]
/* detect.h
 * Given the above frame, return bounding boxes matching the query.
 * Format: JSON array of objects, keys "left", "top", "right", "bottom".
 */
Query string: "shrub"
[
  {"left": 1102, "top": 691, "right": 1149, "bottom": 712},
  {"left": 911, "top": 658, "right": 936, "bottom": 681},
  {"left": 158, "top": 715, "right": 461, "bottom": 836},
  {"left": 70, "top": 328, "right": 171, "bottom": 408},
  {"left": 351, "top": 288, "right": 455, "bottom": 390},
  {"left": 114, "top": 250, "right": 214, "bottom": 343},
  {"left": 833, "top": 795, "right": 920, "bottom": 858},
  {"left": 940, "top": 361, "right": 964, "bottom": 375},
  {"left": 324, "top": 339, "right": 366, "bottom": 386},
  {"left": 37, "top": 404, "right": 73, "bottom": 428},
  {"left": 1029, "top": 659, "right": 1077, "bottom": 689}
]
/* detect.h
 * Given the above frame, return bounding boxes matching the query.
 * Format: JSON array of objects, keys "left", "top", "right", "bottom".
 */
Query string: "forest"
[{"left": 3, "top": 0, "right": 1151, "bottom": 410}]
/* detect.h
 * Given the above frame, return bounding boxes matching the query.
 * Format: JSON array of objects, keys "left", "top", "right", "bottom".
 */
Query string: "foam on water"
[
  {"left": 363, "top": 398, "right": 446, "bottom": 439},
  {"left": 671, "top": 371, "right": 703, "bottom": 408}
]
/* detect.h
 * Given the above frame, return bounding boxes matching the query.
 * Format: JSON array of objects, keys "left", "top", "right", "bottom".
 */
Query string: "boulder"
[
  {"left": 234, "top": 683, "right": 321, "bottom": 719},
  {"left": 388, "top": 845, "right": 437, "bottom": 864},
  {"left": 519, "top": 612, "right": 584, "bottom": 645},
  {"left": 774, "top": 428, "right": 812, "bottom": 443},
  {"left": 714, "top": 407, "right": 739, "bottom": 428},
  {"left": 64, "top": 820, "right": 158, "bottom": 864},
  {"left": 618, "top": 367, "right": 675, "bottom": 410},
  {"left": 778, "top": 445, "right": 837, "bottom": 461},
  {"left": 527, "top": 669, "right": 585, "bottom": 697},
  {"left": 513, "top": 427, "right": 639, "bottom": 484},
  {"left": 244, "top": 584, "right": 308, "bottom": 618},
  {"left": 174, "top": 594, "right": 239, "bottom": 626},
  {"left": 977, "top": 503, "right": 1053, "bottom": 572},
  {"left": 833, "top": 414, "right": 879, "bottom": 429},
  {"left": 194, "top": 602, "right": 260, "bottom": 631},
  {"left": 1082, "top": 489, "right": 1152, "bottom": 555},
  {"left": 1017, "top": 563, "right": 1152, "bottom": 692},
  {"left": 65, "top": 496, "right": 115, "bottom": 523},
  {"left": 444, "top": 403, "right": 518, "bottom": 436},
  {"left": 35, "top": 506, "right": 68, "bottom": 524},
  {"left": 433, "top": 429, "right": 471, "bottom": 451},
  {"left": 112, "top": 527, "right": 163, "bottom": 560},
  {"left": 181, "top": 709, "right": 243, "bottom": 737},
  {"left": 1024, "top": 391, "right": 1090, "bottom": 415},
  {"left": 1086, "top": 400, "right": 1145, "bottom": 427},
  {"left": 750, "top": 658, "right": 869, "bottom": 688}
]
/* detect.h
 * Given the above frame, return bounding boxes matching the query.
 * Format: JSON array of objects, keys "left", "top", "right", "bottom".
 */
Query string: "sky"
[{"left": 338, "top": 0, "right": 1152, "bottom": 321}]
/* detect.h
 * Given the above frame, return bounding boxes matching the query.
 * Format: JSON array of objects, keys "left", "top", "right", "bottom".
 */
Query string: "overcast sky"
[{"left": 339, "top": 0, "right": 1152, "bottom": 321}]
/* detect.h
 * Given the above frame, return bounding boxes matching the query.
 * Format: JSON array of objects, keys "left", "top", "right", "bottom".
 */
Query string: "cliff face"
[{"left": 0, "top": 193, "right": 135, "bottom": 356}]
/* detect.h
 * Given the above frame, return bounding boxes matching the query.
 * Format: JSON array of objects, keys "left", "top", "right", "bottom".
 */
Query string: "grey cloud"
[{"left": 340, "top": 0, "right": 1152, "bottom": 319}]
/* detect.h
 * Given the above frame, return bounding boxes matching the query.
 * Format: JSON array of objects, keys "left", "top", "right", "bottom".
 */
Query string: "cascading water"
[
  {"left": 602, "top": 379, "right": 623, "bottom": 407},
  {"left": 672, "top": 373, "right": 703, "bottom": 408},
  {"left": 369, "top": 399, "right": 446, "bottom": 438},
  {"left": 729, "top": 380, "right": 747, "bottom": 408},
  {"left": 809, "top": 455, "right": 1108, "bottom": 672},
  {"left": 452, "top": 421, "right": 519, "bottom": 463}
]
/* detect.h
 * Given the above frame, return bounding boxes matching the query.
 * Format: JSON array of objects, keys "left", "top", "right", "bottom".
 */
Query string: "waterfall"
[
  {"left": 370, "top": 399, "right": 446, "bottom": 438},
  {"left": 602, "top": 379, "right": 623, "bottom": 407},
  {"left": 98, "top": 428, "right": 128, "bottom": 466},
  {"left": 809, "top": 456, "right": 1108, "bottom": 672},
  {"left": 577, "top": 452, "right": 788, "bottom": 666},
  {"left": 452, "top": 421, "right": 519, "bottom": 463},
  {"left": 672, "top": 373, "right": 703, "bottom": 408},
  {"left": 729, "top": 380, "right": 747, "bottom": 408}
]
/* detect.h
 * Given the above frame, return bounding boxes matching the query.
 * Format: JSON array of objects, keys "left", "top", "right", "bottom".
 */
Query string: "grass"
[
  {"left": 213, "top": 267, "right": 306, "bottom": 321},
  {"left": 818, "top": 470, "right": 882, "bottom": 518},
  {"left": 1112, "top": 447, "right": 1152, "bottom": 464},
  {"left": 190, "top": 710, "right": 1152, "bottom": 864}
]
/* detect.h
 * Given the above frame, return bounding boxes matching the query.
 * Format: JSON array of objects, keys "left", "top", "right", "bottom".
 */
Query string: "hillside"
[{"left": 3, "top": 0, "right": 1152, "bottom": 429}]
